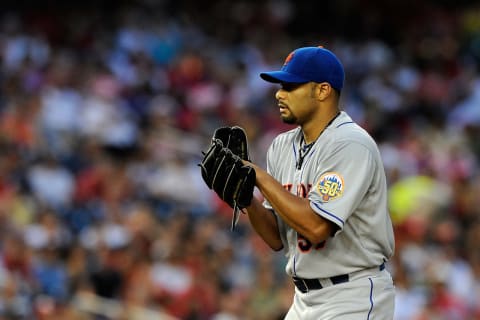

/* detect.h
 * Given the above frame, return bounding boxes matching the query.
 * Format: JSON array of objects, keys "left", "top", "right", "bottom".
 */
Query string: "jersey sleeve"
[{"left": 308, "top": 140, "right": 375, "bottom": 232}]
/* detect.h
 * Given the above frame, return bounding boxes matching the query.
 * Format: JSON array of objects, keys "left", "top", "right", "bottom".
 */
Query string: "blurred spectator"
[{"left": 26, "top": 154, "right": 75, "bottom": 211}]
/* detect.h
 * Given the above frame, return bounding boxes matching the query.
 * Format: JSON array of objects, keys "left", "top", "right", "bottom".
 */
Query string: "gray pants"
[{"left": 285, "top": 268, "right": 395, "bottom": 320}]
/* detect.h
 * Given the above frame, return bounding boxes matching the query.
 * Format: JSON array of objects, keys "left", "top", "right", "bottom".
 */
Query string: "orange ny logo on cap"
[{"left": 283, "top": 51, "right": 294, "bottom": 66}]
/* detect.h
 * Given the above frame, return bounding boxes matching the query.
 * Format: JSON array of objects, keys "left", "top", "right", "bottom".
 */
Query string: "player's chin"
[{"left": 281, "top": 115, "right": 297, "bottom": 124}]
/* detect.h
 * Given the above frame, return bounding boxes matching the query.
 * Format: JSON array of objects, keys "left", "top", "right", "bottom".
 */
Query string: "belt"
[{"left": 293, "top": 263, "right": 385, "bottom": 293}]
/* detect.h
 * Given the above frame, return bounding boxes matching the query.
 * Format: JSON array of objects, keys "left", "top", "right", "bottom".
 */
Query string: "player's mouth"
[{"left": 278, "top": 103, "right": 289, "bottom": 112}]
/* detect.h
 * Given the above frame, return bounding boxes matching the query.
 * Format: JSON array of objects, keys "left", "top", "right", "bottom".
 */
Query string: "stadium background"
[{"left": 0, "top": 0, "right": 479, "bottom": 319}]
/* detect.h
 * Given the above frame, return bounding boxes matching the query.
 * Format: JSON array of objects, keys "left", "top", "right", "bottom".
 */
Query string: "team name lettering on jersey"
[
  {"left": 282, "top": 183, "right": 312, "bottom": 198},
  {"left": 283, "top": 183, "right": 327, "bottom": 251}
]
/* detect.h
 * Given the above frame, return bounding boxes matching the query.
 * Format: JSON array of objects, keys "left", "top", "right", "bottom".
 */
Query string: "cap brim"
[{"left": 260, "top": 71, "right": 309, "bottom": 84}]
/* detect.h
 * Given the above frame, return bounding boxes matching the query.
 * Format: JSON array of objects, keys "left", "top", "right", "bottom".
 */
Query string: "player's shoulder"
[
  {"left": 267, "top": 127, "right": 300, "bottom": 154},
  {"left": 329, "top": 112, "right": 377, "bottom": 147},
  {"left": 272, "top": 127, "right": 301, "bottom": 145},
  {"left": 330, "top": 112, "right": 370, "bottom": 136}
]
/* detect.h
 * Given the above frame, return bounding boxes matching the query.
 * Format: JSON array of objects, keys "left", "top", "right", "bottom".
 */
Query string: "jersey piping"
[{"left": 311, "top": 202, "right": 345, "bottom": 226}]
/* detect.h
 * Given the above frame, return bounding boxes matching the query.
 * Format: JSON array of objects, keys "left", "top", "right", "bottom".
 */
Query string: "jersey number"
[{"left": 297, "top": 233, "right": 326, "bottom": 252}]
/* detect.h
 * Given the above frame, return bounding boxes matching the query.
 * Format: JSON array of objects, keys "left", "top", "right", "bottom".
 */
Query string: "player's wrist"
[{"left": 246, "top": 163, "right": 267, "bottom": 186}]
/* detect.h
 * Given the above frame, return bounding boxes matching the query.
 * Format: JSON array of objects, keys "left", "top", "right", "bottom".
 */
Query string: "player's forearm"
[
  {"left": 251, "top": 164, "right": 333, "bottom": 244},
  {"left": 246, "top": 197, "right": 283, "bottom": 251}
]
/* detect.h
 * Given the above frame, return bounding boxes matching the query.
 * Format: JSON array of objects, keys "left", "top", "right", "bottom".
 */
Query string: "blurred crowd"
[{"left": 0, "top": 0, "right": 479, "bottom": 319}]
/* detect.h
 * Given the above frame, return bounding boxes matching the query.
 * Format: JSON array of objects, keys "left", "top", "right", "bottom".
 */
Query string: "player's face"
[{"left": 275, "top": 82, "right": 317, "bottom": 125}]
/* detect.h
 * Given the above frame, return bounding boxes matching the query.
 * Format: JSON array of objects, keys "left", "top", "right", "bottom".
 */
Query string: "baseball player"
[{"left": 244, "top": 46, "right": 396, "bottom": 319}]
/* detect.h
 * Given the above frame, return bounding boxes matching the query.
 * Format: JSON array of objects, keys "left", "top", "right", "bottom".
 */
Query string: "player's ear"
[{"left": 313, "top": 82, "right": 332, "bottom": 101}]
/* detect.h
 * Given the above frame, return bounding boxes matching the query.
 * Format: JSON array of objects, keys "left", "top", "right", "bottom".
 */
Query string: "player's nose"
[{"left": 275, "top": 88, "right": 286, "bottom": 100}]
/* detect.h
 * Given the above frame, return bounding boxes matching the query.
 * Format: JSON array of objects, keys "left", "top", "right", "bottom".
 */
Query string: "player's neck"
[{"left": 302, "top": 109, "right": 340, "bottom": 144}]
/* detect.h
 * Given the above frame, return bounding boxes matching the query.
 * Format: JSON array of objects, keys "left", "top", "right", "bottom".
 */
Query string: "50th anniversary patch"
[{"left": 316, "top": 172, "right": 344, "bottom": 202}]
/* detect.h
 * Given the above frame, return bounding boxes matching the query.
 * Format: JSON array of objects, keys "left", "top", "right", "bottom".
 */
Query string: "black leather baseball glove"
[
  {"left": 199, "top": 129, "right": 255, "bottom": 230},
  {"left": 211, "top": 126, "right": 250, "bottom": 161}
]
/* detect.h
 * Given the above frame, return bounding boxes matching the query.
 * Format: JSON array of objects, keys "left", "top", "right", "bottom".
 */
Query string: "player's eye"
[{"left": 281, "top": 82, "right": 304, "bottom": 92}]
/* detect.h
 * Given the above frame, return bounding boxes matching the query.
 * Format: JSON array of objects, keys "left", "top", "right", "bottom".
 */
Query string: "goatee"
[{"left": 281, "top": 115, "right": 297, "bottom": 124}]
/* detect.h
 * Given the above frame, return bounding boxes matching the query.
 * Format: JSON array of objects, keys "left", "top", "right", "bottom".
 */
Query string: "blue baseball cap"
[{"left": 260, "top": 46, "right": 345, "bottom": 90}]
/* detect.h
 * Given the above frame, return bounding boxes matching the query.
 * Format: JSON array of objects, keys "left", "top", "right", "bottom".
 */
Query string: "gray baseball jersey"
[{"left": 264, "top": 111, "right": 394, "bottom": 279}]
